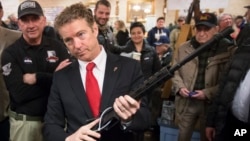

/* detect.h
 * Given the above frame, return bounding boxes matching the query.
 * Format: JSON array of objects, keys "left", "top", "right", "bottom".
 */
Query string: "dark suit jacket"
[{"left": 43, "top": 52, "right": 151, "bottom": 141}]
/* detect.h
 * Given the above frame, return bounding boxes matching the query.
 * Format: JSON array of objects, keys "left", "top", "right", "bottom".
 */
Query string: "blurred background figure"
[
  {"left": 7, "top": 14, "right": 18, "bottom": 30},
  {"left": 217, "top": 13, "right": 236, "bottom": 43},
  {"left": 147, "top": 17, "right": 170, "bottom": 47},
  {"left": 120, "top": 22, "right": 161, "bottom": 141},
  {"left": 154, "top": 36, "right": 173, "bottom": 68},
  {"left": 0, "top": 1, "right": 8, "bottom": 28},
  {"left": 236, "top": 5, "right": 250, "bottom": 47},
  {"left": 114, "top": 20, "right": 129, "bottom": 46},
  {"left": 169, "top": 16, "right": 185, "bottom": 51},
  {"left": 94, "top": 0, "right": 116, "bottom": 51},
  {"left": 217, "top": 13, "right": 233, "bottom": 32},
  {"left": 234, "top": 15, "right": 245, "bottom": 29}
]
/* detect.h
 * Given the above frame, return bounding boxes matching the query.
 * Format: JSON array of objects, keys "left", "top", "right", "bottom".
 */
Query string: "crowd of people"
[{"left": 0, "top": 0, "right": 250, "bottom": 141}]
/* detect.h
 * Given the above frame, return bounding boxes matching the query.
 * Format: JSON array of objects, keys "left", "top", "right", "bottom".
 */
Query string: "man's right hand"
[
  {"left": 65, "top": 119, "right": 101, "bottom": 141},
  {"left": 179, "top": 87, "right": 190, "bottom": 98},
  {"left": 205, "top": 127, "right": 215, "bottom": 141}
]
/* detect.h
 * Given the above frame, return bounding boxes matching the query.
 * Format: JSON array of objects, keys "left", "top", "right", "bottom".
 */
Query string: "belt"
[{"left": 9, "top": 110, "right": 43, "bottom": 121}]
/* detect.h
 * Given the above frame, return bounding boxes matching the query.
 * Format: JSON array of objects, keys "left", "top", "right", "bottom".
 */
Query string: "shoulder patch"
[{"left": 2, "top": 63, "right": 12, "bottom": 76}]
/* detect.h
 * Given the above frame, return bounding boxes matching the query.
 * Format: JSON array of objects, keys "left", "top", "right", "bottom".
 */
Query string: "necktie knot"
[{"left": 86, "top": 62, "right": 95, "bottom": 71}]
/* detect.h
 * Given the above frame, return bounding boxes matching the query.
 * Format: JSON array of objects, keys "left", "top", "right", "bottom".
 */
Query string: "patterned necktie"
[{"left": 86, "top": 62, "right": 101, "bottom": 117}]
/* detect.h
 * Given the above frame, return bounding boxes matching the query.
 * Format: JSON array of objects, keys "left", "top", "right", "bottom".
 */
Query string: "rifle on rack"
[
  {"left": 93, "top": 27, "right": 234, "bottom": 132},
  {"left": 174, "top": 0, "right": 201, "bottom": 57},
  {"left": 186, "top": 0, "right": 201, "bottom": 24}
]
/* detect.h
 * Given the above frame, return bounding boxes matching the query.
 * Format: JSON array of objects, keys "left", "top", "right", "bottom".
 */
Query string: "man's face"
[
  {"left": 18, "top": 14, "right": 46, "bottom": 43},
  {"left": 130, "top": 27, "right": 144, "bottom": 45},
  {"left": 177, "top": 19, "right": 185, "bottom": 27},
  {"left": 219, "top": 15, "right": 233, "bottom": 31},
  {"left": 195, "top": 25, "right": 218, "bottom": 44},
  {"left": 235, "top": 18, "right": 244, "bottom": 27},
  {"left": 156, "top": 44, "right": 168, "bottom": 55},
  {"left": 156, "top": 19, "right": 165, "bottom": 28},
  {"left": 94, "top": 4, "right": 110, "bottom": 26},
  {"left": 59, "top": 19, "right": 100, "bottom": 62}
]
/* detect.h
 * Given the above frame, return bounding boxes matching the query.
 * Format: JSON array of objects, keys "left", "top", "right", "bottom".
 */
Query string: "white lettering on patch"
[{"left": 2, "top": 63, "right": 12, "bottom": 76}]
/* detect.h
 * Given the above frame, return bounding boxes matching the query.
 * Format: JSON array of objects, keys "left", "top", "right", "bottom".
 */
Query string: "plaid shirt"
[{"left": 192, "top": 40, "right": 215, "bottom": 91}]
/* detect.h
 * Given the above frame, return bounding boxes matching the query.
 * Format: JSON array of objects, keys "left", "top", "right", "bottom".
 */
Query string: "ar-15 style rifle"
[
  {"left": 93, "top": 27, "right": 234, "bottom": 132},
  {"left": 174, "top": 0, "right": 201, "bottom": 56}
]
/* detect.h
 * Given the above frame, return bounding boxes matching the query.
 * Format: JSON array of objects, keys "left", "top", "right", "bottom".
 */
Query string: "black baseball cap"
[
  {"left": 18, "top": 0, "right": 44, "bottom": 19},
  {"left": 154, "top": 36, "right": 169, "bottom": 46},
  {"left": 195, "top": 13, "right": 217, "bottom": 27}
]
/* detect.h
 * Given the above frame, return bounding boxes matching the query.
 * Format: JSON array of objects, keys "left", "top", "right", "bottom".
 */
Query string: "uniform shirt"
[{"left": 1, "top": 36, "right": 69, "bottom": 116}]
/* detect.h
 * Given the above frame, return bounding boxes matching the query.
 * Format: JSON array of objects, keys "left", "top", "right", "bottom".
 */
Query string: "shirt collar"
[
  {"left": 78, "top": 45, "right": 107, "bottom": 72},
  {"left": 20, "top": 36, "right": 50, "bottom": 50}
]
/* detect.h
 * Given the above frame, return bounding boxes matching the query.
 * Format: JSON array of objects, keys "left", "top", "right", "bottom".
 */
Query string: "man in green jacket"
[{"left": 172, "top": 13, "right": 236, "bottom": 141}]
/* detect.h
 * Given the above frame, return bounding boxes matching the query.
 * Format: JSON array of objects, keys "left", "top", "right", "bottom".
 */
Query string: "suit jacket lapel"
[
  {"left": 67, "top": 61, "right": 93, "bottom": 118},
  {"left": 100, "top": 53, "right": 120, "bottom": 112}
]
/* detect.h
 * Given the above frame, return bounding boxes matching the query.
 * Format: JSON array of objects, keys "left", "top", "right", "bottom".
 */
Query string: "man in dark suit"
[{"left": 43, "top": 3, "right": 151, "bottom": 141}]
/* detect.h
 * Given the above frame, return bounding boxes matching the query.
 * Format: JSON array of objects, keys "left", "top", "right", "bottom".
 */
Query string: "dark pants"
[
  {"left": 215, "top": 112, "right": 250, "bottom": 141},
  {"left": 0, "top": 117, "right": 10, "bottom": 141}
]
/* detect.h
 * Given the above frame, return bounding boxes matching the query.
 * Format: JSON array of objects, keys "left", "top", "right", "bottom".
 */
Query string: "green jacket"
[{"left": 172, "top": 38, "right": 236, "bottom": 116}]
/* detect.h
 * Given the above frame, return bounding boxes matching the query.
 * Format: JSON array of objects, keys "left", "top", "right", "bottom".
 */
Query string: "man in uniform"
[{"left": 1, "top": 1, "right": 69, "bottom": 141}]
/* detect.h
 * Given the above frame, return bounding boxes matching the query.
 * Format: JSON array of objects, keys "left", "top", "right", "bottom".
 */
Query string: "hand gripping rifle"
[{"left": 94, "top": 27, "right": 234, "bottom": 132}]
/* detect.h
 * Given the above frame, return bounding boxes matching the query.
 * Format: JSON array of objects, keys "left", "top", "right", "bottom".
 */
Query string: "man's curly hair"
[{"left": 54, "top": 3, "right": 94, "bottom": 31}]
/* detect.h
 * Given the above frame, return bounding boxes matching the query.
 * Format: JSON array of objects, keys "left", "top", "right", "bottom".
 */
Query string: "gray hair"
[{"left": 217, "top": 13, "right": 233, "bottom": 23}]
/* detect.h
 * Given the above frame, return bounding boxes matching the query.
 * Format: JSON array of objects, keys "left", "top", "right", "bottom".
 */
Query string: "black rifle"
[
  {"left": 94, "top": 27, "right": 234, "bottom": 131},
  {"left": 186, "top": 0, "right": 200, "bottom": 24}
]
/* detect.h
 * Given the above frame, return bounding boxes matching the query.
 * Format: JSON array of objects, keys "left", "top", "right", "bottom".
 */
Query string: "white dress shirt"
[
  {"left": 78, "top": 46, "right": 107, "bottom": 94},
  {"left": 232, "top": 69, "right": 250, "bottom": 122}
]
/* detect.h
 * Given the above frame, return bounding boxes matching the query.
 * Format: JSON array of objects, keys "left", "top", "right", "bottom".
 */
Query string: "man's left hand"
[
  {"left": 113, "top": 95, "right": 140, "bottom": 122},
  {"left": 191, "top": 90, "right": 206, "bottom": 100}
]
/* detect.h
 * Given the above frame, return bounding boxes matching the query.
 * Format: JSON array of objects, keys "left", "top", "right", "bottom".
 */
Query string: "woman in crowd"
[
  {"left": 120, "top": 22, "right": 161, "bottom": 79},
  {"left": 114, "top": 20, "right": 130, "bottom": 46},
  {"left": 120, "top": 22, "right": 162, "bottom": 141}
]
